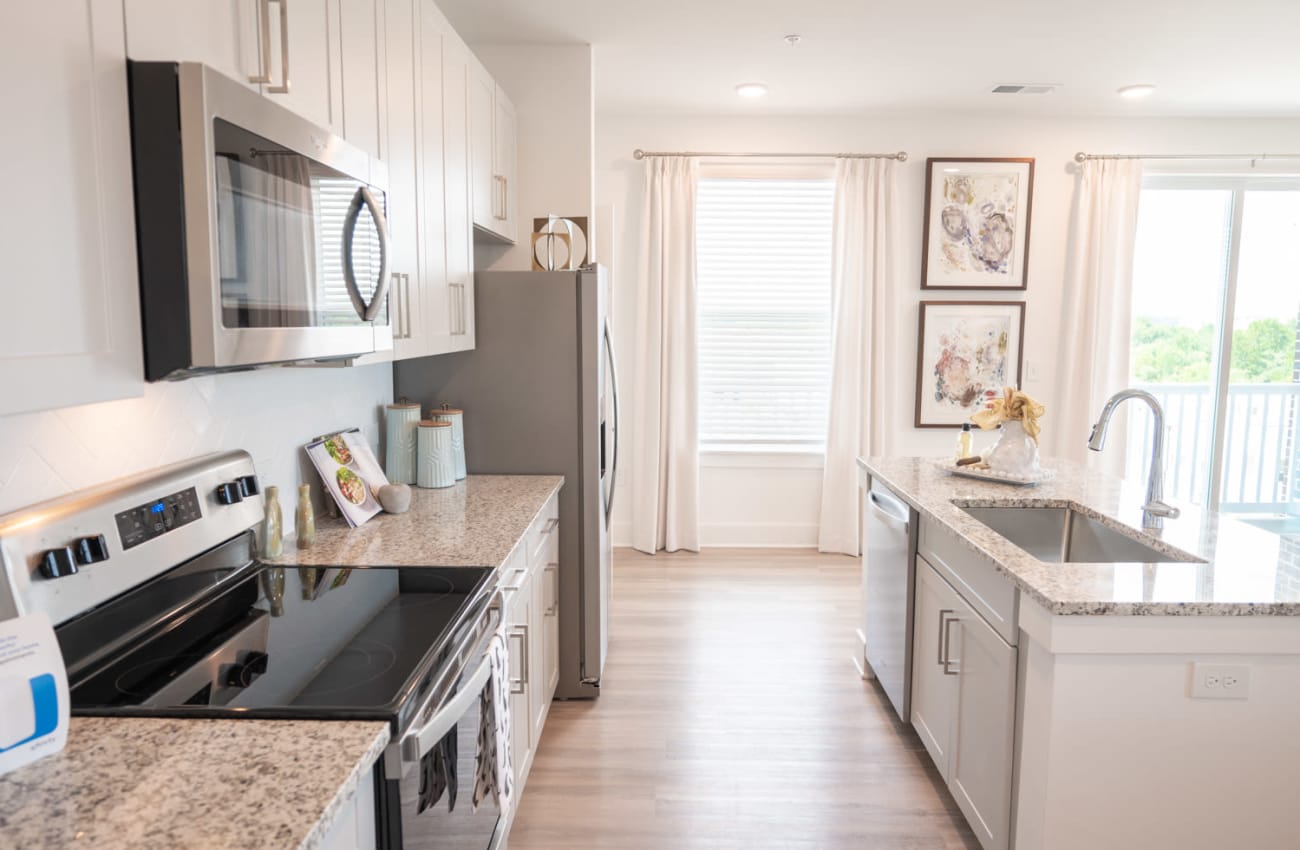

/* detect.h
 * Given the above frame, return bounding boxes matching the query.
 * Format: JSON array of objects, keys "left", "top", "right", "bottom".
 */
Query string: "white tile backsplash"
[{"left": 0, "top": 363, "right": 394, "bottom": 521}]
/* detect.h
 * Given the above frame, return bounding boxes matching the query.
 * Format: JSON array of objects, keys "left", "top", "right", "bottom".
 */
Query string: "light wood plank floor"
[{"left": 508, "top": 548, "right": 980, "bottom": 850}]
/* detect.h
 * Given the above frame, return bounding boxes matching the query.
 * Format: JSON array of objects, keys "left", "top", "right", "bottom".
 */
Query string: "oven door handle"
[{"left": 400, "top": 648, "right": 493, "bottom": 765}]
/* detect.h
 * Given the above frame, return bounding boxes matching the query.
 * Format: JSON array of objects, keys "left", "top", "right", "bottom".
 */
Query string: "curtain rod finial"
[
  {"left": 896, "top": 151, "right": 908, "bottom": 162},
  {"left": 633, "top": 148, "right": 646, "bottom": 160},
  {"left": 1074, "top": 152, "right": 1089, "bottom": 163}
]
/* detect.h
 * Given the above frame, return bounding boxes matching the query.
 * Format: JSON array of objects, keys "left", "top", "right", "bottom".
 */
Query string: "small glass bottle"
[
  {"left": 956, "top": 422, "right": 974, "bottom": 460},
  {"left": 295, "top": 483, "right": 316, "bottom": 547},
  {"left": 260, "top": 485, "right": 284, "bottom": 559}
]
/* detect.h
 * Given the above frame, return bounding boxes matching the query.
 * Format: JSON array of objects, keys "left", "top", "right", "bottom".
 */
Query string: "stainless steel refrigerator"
[{"left": 394, "top": 265, "right": 618, "bottom": 699}]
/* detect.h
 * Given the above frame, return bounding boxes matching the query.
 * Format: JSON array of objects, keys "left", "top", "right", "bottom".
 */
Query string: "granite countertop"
[
  {"left": 270, "top": 474, "right": 565, "bottom": 568},
  {"left": 862, "top": 456, "right": 1300, "bottom": 616},
  {"left": 0, "top": 717, "right": 389, "bottom": 850}
]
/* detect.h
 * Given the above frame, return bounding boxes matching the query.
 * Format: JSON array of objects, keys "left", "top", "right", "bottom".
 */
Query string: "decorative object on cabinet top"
[
  {"left": 921, "top": 158, "right": 1034, "bottom": 290},
  {"left": 532, "top": 216, "right": 589, "bottom": 271}
]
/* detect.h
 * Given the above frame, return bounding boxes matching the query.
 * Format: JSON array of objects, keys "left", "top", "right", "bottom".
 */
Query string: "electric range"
[{"left": 0, "top": 451, "right": 505, "bottom": 850}]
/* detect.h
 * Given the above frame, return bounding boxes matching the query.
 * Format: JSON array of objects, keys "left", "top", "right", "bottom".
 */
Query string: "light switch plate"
[{"left": 1190, "top": 662, "right": 1250, "bottom": 699}]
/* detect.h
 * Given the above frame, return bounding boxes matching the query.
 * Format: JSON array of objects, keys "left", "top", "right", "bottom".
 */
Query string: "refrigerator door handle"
[{"left": 602, "top": 318, "right": 620, "bottom": 525}]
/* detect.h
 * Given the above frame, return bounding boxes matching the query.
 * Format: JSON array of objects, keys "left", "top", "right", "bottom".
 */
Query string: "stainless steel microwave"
[{"left": 128, "top": 62, "right": 391, "bottom": 380}]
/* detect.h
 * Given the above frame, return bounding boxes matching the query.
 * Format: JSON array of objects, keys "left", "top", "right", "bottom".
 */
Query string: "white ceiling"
[{"left": 434, "top": 0, "right": 1300, "bottom": 117}]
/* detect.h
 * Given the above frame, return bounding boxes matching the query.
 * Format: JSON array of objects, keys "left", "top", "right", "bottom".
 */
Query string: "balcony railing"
[{"left": 1126, "top": 382, "right": 1300, "bottom": 513}]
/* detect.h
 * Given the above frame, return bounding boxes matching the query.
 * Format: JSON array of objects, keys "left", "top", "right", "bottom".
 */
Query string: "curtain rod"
[
  {"left": 1075, "top": 151, "right": 1300, "bottom": 163},
  {"left": 633, "top": 148, "right": 908, "bottom": 161}
]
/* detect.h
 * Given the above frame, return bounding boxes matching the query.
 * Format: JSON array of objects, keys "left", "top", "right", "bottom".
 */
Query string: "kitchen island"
[{"left": 859, "top": 457, "right": 1300, "bottom": 850}]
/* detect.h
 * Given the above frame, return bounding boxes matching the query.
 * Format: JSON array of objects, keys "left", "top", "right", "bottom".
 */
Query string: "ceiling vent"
[{"left": 992, "top": 84, "right": 1059, "bottom": 94}]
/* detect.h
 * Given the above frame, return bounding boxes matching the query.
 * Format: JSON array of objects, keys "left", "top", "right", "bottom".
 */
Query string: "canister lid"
[
  {"left": 417, "top": 419, "right": 453, "bottom": 428},
  {"left": 436, "top": 403, "right": 464, "bottom": 415},
  {"left": 388, "top": 403, "right": 420, "bottom": 410}
]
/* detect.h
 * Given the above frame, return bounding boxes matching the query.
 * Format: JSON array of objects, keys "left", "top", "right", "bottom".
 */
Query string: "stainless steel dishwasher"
[{"left": 863, "top": 478, "right": 917, "bottom": 721}]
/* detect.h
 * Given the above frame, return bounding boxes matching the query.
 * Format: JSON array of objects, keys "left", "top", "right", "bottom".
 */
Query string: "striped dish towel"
[{"left": 473, "top": 629, "right": 514, "bottom": 811}]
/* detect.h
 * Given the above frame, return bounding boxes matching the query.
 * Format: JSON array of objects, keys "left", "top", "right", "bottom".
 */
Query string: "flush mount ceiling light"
[
  {"left": 735, "top": 82, "right": 768, "bottom": 98},
  {"left": 1118, "top": 84, "right": 1156, "bottom": 99},
  {"left": 784, "top": 34, "right": 802, "bottom": 47}
]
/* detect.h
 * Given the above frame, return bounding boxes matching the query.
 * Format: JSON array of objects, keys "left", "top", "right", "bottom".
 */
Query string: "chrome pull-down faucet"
[{"left": 1087, "top": 389, "right": 1181, "bottom": 529}]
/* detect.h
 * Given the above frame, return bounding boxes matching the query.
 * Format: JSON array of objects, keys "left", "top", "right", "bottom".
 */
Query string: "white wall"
[
  {"left": 598, "top": 111, "right": 1300, "bottom": 548},
  {"left": 0, "top": 364, "right": 393, "bottom": 528},
  {"left": 474, "top": 44, "right": 595, "bottom": 271}
]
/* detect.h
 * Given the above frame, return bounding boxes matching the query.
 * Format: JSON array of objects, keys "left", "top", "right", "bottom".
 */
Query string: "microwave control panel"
[{"left": 115, "top": 487, "right": 202, "bottom": 550}]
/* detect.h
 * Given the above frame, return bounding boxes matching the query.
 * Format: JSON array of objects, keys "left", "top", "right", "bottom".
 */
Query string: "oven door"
[{"left": 380, "top": 596, "right": 505, "bottom": 850}]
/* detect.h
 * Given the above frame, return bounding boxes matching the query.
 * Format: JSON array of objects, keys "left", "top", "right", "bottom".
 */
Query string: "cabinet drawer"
[
  {"left": 918, "top": 519, "right": 1018, "bottom": 646},
  {"left": 526, "top": 495, "right": 560, "bottom": 567},
  {"left": 501, "top": 543, "right": 529, "bottom": 616}
]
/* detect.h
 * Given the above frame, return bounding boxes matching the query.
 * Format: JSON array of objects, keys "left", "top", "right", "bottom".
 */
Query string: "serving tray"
[{"left": 933, "top": 460, "right": 1056, "bottom": 486}]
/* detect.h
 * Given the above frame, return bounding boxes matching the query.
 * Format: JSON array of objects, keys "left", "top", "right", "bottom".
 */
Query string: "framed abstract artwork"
[
  {"left": 920, "top": 158, "right": 1034, "bottom": 290},
  {"left": 915, "top": 301, "right": 1026, "bottom": 428}
]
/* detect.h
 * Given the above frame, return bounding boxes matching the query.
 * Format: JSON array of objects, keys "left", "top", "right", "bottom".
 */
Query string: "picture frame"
[
  {"left": 920, "top": 158, "right": 1034, "bottom": 290},
  {"left": 915, "top": 301, "right": 1026, "bottom": 428}
]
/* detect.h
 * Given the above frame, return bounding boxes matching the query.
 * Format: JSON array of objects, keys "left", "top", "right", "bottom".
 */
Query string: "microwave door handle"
[
  {"left": 602, "top": 317, "right": 620, "bottom": 524},
  {"left": 399, "top": 649, "right": 492, "bottom": 765},
  {"left": 342, "top": 186, "right": 390, "bottom": 322}
]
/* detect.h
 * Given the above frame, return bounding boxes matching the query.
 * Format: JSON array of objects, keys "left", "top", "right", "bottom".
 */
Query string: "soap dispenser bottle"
[{"left": 956, "top": 422, "right": 973, "bottom": 460}]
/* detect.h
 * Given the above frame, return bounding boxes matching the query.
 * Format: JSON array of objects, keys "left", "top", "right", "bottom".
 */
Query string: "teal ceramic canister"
[{"left": 416, "top": 420, "right": 456, "bottom": 489}]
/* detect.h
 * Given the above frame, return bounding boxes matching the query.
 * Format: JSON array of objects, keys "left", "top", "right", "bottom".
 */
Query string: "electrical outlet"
[{"left": 1190, "top": 662, "right": 1250, "bottom": 699}]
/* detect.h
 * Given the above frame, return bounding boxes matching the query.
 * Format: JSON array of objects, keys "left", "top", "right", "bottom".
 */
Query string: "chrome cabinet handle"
[
  {"left": 503, "top": 567, "right": 527, "bottom": 592},
  {"left": 544, "top": 563, "right": 558, "bottom": 616},
  {"left": 389, "top": 272, "right": 403, "bottom": 339},
  {"left": 249, "top": 0, "right": 273, "bottom": 84},
  {"left": 936, "top": 609, "right": 954, "bottom": 665},
  {"left": 492, "top": 175, "right": 507, "bottom": 220},
  {"left": 449, "top": 282, "right": 467, "bottom": 336},
  {"left": 403, "top": 273, "right": 413, "bottom": 339},
  {"left": 266, "top": 0, "right": 291, "bottom": 94},
  {"left": 508, "top": 625, "right": 530, "bottom": 693},
  {"left": 941, "top": 615, "right": 960, "bottom": 676},
  {"left": 542, "top": 517, "right": 559, "bottom": 534},
  {"left": 501, "top": 175, "right": 509, "bottom": 221}
]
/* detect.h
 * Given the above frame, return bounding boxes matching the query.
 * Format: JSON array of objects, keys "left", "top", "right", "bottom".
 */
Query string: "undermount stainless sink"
[{"left": 958, "top": 505, "right": 1202, "bottom": 564}]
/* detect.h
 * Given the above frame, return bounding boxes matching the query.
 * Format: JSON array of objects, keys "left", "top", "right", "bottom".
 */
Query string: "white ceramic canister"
[
  {"left": 385, "top": 403, "right": 422, "bottom": 484},
  {"left": 435, "top": 405, "right": 467, "bottom": 480},
  {"left": 416, "top": 420, "right": 456, "bottom": 489}
]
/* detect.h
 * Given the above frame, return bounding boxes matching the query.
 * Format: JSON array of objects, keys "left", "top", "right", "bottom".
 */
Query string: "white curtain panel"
[
  {"left": 1046, "top": 159, "right": 1144, "bottom": 471},
  {"left": 629, "top": 156, "right": 701, "bottom": 554},
  {"left": 818, "top": 157, "right": 900, "bottom": 556}
]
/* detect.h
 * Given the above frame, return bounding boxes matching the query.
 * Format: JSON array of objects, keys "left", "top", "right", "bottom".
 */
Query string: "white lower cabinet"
[
  {"left": 317, "top": 769, "right": 377, "bottom": 850},
  {"left": 912, "top": 557, "right": 1016, "bottom": 850},
  {"left": 502, "top": 493, "right": 560, "bottom": 814}
]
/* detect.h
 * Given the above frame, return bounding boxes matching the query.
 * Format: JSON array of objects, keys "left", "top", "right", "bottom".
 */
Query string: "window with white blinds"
[{"left": 696, "top": 176, "right": 835, "bottom": 448}]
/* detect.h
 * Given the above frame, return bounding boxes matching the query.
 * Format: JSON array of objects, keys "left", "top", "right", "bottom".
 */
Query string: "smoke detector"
[{"left": 992, "top": 84, "right": 1059, "bottom": 94}]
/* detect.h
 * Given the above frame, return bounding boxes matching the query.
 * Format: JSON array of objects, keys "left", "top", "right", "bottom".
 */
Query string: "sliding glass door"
[{"left": 1128, "top": 175, "right": 1300, "bottom": 521}]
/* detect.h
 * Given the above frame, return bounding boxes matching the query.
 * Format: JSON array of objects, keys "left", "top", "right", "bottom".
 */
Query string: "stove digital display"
[{"left": 115, "top": 487, "right": 202, "bottom": 550}]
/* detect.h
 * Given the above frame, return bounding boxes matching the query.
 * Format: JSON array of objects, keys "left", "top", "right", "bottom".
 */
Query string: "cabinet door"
[
  {"left": 339, "top": 0, "right": 382, "bottom": 157},
  {"left": 528, "top": 557, "right": 548, "bottom": 737},
  {"left": 123, "top": 0, "right": 264, "bottom": 85},
  {"left": 264, "top": 0, "right": 337, "bottom": 130},
  {"left": 492, "top": 84, "right": 517, "bottom": 243},
  {"left": 506, "top": 569, "right": 534, "bottom": 789},
  {"left": 382, "top": 0, "right": 423, "bottom": 360},
  {"left": 949, "top": 595, "right": 1017, "bottom": 850},
  {"left": 2, "top": 1, "right": 144, "bottom": 415},
  {"left": 467, "top": 59, "right": 495, "bottom": 232},
  {"left": 442, "top": 32, "right": 475, "bottom": 351},
  {"left": 416, "top": 0, "right": 452, "bottom": 355},
  {"left": 910, "top": 559, "right": 960, "bottom": 778},
  {"left": 542, "top": 537, "right": 560, "bottom": 699}
]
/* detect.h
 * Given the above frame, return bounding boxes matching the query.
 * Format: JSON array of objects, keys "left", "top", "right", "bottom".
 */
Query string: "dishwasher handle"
[{"left": 868, "top": 490, "right": 910, "bottom": 532}]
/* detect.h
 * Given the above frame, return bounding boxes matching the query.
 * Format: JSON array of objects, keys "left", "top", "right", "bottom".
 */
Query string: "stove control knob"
[
  {"left": 225, "top": 651, "right": 270, "bottom": 687},
  {"left": 215, "top": 482, "right": 244, "bottom": 505},
  {"left": 75, "top": 534, "right": 110, "bottom": 565},
  {"left": 236, "top": 475, "right": 260, "bottom": 498},
  {"left": 40, "top": 547, "right": 78, "bottom": 579}
]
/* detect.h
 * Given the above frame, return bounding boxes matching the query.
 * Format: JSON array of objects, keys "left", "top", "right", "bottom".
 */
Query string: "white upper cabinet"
[
  {"left": 1, "top": 1, "right": 144, "bottom": 415},
  {"left": 261, "top": 0, "right": 336, "bottom": 130},
  {"left": 383, "top": 0, "right": 423, "bottom": 360},
  {"left": 339, "top": 0, "right": 384, "bottom": 158},
  {"left": 468, "top": 58, "right": 516, "bottom": 243},
  {"left": 123, "top": 0, "right": 264, "bottom": 85},
  {"left": 493, "top": 84, "right": 518, "bottom": 242},
  {"left": 442, "top": 27, "right": 475, "bottom": 351}
]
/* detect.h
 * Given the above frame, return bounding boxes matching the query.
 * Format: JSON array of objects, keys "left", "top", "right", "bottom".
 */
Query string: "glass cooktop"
[{"left": 56, "top": 533, "right": 493, "bottom": 725}]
